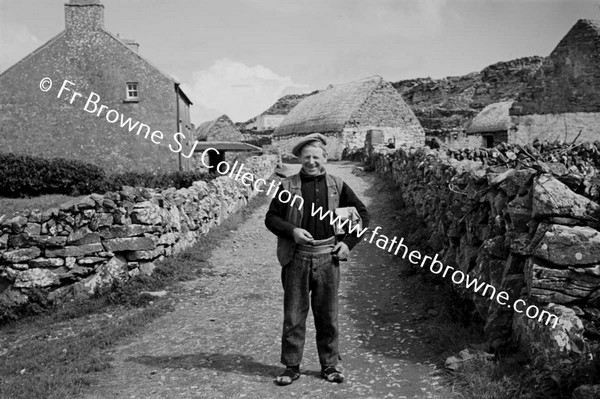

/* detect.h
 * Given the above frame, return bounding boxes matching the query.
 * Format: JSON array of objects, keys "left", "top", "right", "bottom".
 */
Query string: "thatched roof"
[
  {"left": 196, "top": 115, "right": 243, "bottom": 142},
  {"left": 192, "top": 142, "right": 262, "bottom": 152},
  {"left": 467, "top": 101, "right": 513, "bottom": 134},
  {"left": 274, "top": 76, "right": 386, "bottom": 137}
]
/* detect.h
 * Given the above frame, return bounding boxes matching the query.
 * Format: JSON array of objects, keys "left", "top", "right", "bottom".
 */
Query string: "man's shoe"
[
  {"left": 321, "top": 366, "right": 345, "bottom": 383},
  {"left": 276, "top": 366, "right": 300, "bottom": 386}
]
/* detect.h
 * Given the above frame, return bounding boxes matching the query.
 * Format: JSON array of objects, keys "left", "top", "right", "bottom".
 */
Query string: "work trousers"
[{"left": 280, "top": 250, "right": 340, "bottom": 367}]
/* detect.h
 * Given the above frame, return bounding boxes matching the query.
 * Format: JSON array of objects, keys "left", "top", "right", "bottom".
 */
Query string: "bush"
[
  {"left": 0, "top": 153, "right": 217, "bottom": 198},
  {"left": 0, "top": 153, "right": 105, "bottom": 197}
]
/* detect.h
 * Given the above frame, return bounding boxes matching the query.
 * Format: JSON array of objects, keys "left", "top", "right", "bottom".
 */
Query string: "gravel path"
[{"left": 83, "top": 162, "right": 455, "bottom": 399}]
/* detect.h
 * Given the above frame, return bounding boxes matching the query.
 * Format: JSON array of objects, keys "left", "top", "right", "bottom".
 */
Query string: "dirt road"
[{"left": 84, "top": 162, "right": 455, "bottom": 399}]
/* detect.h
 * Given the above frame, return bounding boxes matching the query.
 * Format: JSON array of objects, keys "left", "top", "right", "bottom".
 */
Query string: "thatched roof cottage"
[
  {"left": 196, "top": 114, "right": 244, "bottom": 142},
  {"left": 273, "top": 76, "right": 424, "bottom": 159},
  {"left": 466, "top": 101, "right": 513, "bottom": 148}
]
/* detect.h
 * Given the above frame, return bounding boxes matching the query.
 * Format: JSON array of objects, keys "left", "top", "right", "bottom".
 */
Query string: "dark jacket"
[{"left": 265, "top": 170, "right": 369, "bottom": 265}]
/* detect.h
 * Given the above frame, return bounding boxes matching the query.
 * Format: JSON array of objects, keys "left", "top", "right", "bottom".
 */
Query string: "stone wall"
[
  {"left": 0, "top": 155, "right": 278, "bottom": 311},
  {"left": 369, "top": 146, "right": 600, "bottom": 358},
  {"left": 510, "top": 113, "right": 600, "bottom": 145}
]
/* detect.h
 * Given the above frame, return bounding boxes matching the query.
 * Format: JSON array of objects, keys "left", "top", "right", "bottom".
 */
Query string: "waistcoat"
[{"left": 276, "top": 172, "right": 343, "bottom": 266}]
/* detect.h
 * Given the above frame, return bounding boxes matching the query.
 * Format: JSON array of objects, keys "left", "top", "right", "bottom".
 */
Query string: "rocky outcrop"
[
  {"left": 369, "top": 146, "right": 600, "bottom": 360},
  {"left": 392, "top": 57, "right": 544, "bottom": 138},
  {"left": 0, "top": 155, "right": 278, "bottom": 310}
]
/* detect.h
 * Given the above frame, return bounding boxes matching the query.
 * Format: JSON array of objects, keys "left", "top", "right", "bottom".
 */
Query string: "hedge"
[{"left": 0, "top": 153, "right": 215, "bottom": 198}]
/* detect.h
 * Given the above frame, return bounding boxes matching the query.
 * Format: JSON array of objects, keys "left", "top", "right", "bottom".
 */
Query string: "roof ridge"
[
  {"left": 103, "top": 29, "right": 180, "bottom": 84},
  {"left": 0, "top": 31, "right": 66, "bottom": 78}
]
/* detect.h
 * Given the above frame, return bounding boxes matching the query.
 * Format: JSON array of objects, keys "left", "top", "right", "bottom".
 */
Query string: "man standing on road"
[{"left": 265, "top": 133, "right": 369, "bottom": 386}]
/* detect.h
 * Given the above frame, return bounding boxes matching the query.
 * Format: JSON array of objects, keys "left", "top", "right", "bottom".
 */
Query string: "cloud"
[
  {"left": 189, "top": 58, "right": 311, "bottom": 124},
  {"left": 0, "top": 11, "right": 41, "bottom": 72}
]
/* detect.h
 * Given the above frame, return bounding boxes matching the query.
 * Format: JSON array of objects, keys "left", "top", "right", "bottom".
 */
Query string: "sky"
[{"left": 0, "top": 0, "right": 598, "bottom": 124}]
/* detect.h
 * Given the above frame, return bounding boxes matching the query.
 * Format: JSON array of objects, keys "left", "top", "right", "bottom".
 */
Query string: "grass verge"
[
  {"left": 0, "top": 194, "right": 78, "bottom": 219},
  {"left": 0, "top": 191, "right": 272, "bottom": 399}
]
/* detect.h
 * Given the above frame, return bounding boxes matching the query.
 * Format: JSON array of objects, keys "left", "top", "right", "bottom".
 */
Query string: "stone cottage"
[
  {"left": 196, "top": 115, "right": 243, "bottom": 142},
  {"left": 273, "top": 76, "right": 424, "bottom": 159},
  {"left": 252, "top": 114, "right": 286, "bottom": 131},
  {"left": 510, "top": 19, "right": 600, "bottom": 144},
  {"left": 465, "top": 101, "right": 513, "bottom": 148},
  {"left": 0, "top": 0, "right": 194, "bottom": 172}
]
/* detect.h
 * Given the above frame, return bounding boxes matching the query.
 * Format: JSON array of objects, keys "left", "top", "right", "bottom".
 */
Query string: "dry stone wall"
[
  {"left": 0, "top": 155, "right": 278, "bottom": 311},
  {"left": 369, "top": 146, "right": 600, "bottom": 359}
]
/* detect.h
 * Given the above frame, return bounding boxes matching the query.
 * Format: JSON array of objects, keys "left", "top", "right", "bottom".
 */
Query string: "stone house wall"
[
  {"left": 508, "top": 19, "right": 600, "bottom": 147},
  {"left": 0, "top": 155, "right": 278, "bottom": 311},
  {"left": 511, "top": 19, "right": 600, "bottom": 116},
  {"left": 510, "top": 113, "right": 600, "bottom": 144},
  {"left": 369, "top": 147, "right": 600, "bottom": 359},
  {"left": 350, "top": 83, "right": 425, "bottom": 148},
  {"left": 0, "top": 1, "right": 193, "bottom": 172}
]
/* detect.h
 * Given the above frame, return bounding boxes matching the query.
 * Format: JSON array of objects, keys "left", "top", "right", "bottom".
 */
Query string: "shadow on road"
[
  {"left": 127, "top": 352, "right": 325, "bottom": 381},
  {"left": 128, "top": 352, "right": 280, "bottom": 377}
]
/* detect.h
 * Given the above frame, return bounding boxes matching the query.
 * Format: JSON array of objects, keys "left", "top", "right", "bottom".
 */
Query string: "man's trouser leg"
[
  {"left": 311, "top": 253, "right": 340, "bottom": 367},
  {"left": 280, "top": 252, "right": 311, "bottom": 366}
]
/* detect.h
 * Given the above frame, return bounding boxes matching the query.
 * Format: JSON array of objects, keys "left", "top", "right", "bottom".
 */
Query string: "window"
[
  {"left": 485, "top": 136, "right": 494, "bottom": 148},
  {"left": 126, "top": 82, "right": 138, "bottom": 101}
]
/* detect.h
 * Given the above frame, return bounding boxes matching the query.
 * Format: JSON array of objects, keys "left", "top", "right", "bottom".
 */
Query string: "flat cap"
[{"left": 291, "top": 133, "right": 327, "bottom": 157}]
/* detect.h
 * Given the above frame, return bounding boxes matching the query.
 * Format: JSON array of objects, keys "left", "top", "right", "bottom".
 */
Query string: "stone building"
[
  {"left": 252, "top": 114, "right": 286, "bottom": 131},
  {"left": 196, "top": 115, "right": 243, "bottom": 142},
  {"left": 465, "top": 101, "right": 513, "bottom": 148},
  {"left": 273, "top": 76, "right": 424, "bottom": 159},
  {"left": 0, "top": 0, "right": 194, "bottom": 172},
  {"left": 510, "top": 19, "right": 600, "bottom": 143}
]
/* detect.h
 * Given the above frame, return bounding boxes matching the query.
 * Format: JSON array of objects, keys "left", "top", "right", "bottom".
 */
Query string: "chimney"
[{"left": 65, "top": 0, "right": 104, "bottom": 32}]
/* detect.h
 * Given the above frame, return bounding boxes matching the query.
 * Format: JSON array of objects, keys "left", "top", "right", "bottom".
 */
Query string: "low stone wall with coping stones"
[{"left": 0, "top": 155, "right": 278, "bottom": 310}]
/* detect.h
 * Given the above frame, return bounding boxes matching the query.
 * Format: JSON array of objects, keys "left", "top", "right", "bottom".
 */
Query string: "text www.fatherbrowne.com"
[{"left": 310, "top": 203, "right": 560, "bottom": 330}]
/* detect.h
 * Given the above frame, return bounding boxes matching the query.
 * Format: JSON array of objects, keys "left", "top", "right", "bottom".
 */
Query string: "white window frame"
[{"left": 126, "top": 82, "right": 139, "bottom": 101}]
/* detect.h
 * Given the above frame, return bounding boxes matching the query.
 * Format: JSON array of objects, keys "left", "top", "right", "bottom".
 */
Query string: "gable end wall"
[
  {"left": 0, "top": 28, "right": 185, "bottom": 172},
  {"left": 347, "top": 82, "right": 425, "bottom": 147}
]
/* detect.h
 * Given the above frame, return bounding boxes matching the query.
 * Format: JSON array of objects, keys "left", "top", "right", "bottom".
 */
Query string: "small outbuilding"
[
  {"left": 273, "top": 76, "right": 424, "bottom": 160},
  {"left": 196, "top": 115, "right": 244, "bottom": 142},
  {"left": 466, "top": 101, "right": 513, "bottom": 148}
]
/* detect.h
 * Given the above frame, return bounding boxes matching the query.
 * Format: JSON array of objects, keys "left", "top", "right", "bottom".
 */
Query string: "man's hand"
[
  {"left": 293, "top": 228, "right": 314, "bottom": 245},
  {"left": 331, "top": 242, "right": 350, "bottom": 261}
]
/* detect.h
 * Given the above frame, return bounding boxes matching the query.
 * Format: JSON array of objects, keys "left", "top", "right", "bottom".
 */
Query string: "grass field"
[{"left": 0, "top": 194, "right": 77, "bottom": 219}]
